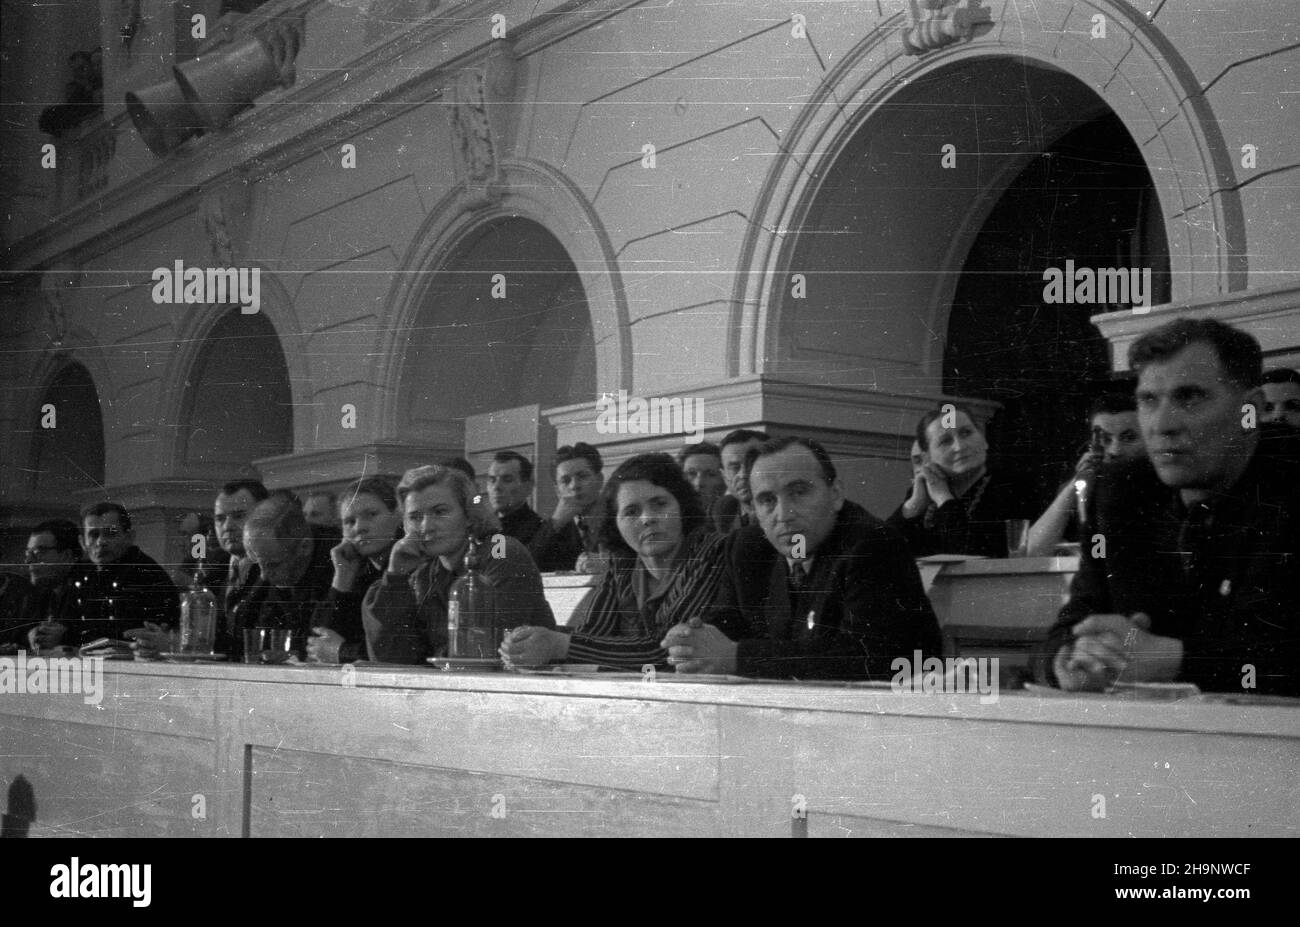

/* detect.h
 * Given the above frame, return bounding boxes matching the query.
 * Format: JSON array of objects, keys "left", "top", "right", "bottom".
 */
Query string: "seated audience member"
[
  {"left": 41, "top": 502, "right": 177, "bottom": 650},
  {"left": 487, "top": 451, "right": 545, "bottom": 546},
  {"left": 677, "top": 442, "right": 727, "bottom": 510},
  {"left": 229, "top": 491, "right": 335, "bottom": 659},
  {"left": 363, "top": 465, "right": 554, "bottom": 664},
  {"left": 710, "top": 429, "right": 769, "bottom": 533},
  {"left": 308, "top": 476, "right": 403, "bottom": 663},
  {"left": 887, "top": 405, "right": 1036, "bottom": 557},
  {"left": 664, "top": 437, "right": 941, "bottom": 680},
  {"left": 131, "top": 480, "right": 268, "bottom": 657},
  {"left": 1027, "top": 392, "right": 1145, "bottom": 556},
  {"left": 528, "top": 443, "right": 606, "bottom": 572},
  {"left": 214, "top": 479, "right": 268, "bottom": 629},
  {"left": 0, "top": 520, "right": 82, "bottom": 652},
  {"left": 501, "top": 453, "right": 734, "bottom": 671},
  {"left": 302, "top": 490, "right": 341, "bottom": 532},
  {"left": 1036, "top": 318, "right": 1300, "bottom": 696},
  {"left": 908, "top": 439, "right": 925, "bottom": 478},
  {"left": 1261, "top": 367, "right": 1300, "bottom": 429},
  {"left": 174, "top": 510, "right": 230, "bottom": 587}
]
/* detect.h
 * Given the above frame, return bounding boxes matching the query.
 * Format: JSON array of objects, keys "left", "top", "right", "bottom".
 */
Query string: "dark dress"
[{"left": 887, "top": 469, "right": 1038, "bottom": 558}]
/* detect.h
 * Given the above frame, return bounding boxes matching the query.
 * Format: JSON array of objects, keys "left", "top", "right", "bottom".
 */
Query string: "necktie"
[{"left": 788, "top": 561, "right": 808, "bottom": 592}]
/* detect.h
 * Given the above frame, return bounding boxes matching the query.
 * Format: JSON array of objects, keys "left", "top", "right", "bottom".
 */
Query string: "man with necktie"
[{"left": 664, "top": 436, "right": 941, "bottom": 680}]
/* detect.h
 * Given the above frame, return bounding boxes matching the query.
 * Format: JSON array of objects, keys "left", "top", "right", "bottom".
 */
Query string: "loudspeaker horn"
[
  {"left": 172, "top": 35, "right": 283, "bottom": 130},
  {"left": 125, "top": 79, "right": 204, "bottom": 157}
]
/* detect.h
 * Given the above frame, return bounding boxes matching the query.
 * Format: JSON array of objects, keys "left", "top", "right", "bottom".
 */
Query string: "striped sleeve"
[{"left": 565, "top": 532, "right": 728, "bottom": 670}]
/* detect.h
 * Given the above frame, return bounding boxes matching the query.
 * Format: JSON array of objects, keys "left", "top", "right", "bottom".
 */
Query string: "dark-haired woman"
[
  {"left": 887, "top": 405, "right": 1037, "bottom": 558},
  {"left": 501, "top": 453, "right": 737, "bottom": 670},
  {"left": 308, "top": 476, "right": 402, "bottom": 663}
]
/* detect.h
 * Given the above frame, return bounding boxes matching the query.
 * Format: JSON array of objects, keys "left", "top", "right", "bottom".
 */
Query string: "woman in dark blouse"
[
  {"left": 887, "top": 404, "right": 1036, "bottom": 558},
  {"left": 500, "top": 453, "right": 734, "bottom": 670},
  {"left": 308, "top": 476, "right": 402, "bottom": 663}
]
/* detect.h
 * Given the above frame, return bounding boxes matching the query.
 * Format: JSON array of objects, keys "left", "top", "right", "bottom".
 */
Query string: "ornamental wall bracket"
[
  {"left": 201, "top": 180, "right": 252, "bottom": 267},
  {"left": 448, "top": 39, "right": 520, "bottom": 205},
  {"left": 901, "top": 0, "right": 994, "bottom": 57},
  {"left": 39, "top": 269, "right": 81, "bottom": 348}
]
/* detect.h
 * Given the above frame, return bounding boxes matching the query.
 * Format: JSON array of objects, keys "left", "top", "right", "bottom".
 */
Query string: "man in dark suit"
[
  {"left": 233, "top": 491, "right": 336, "bottom": 660},
  {"left": 487, "top": 451, "right": 545, "bottom": 546},
  {"left": 1037, "top": 318, "right": 1300, "bottom": 696},
  {"left": 39, "top": 502, "right": 176, "bottom": 649},
  {"left": 664, "top": 436, "right": 941, "bottom": 680},
  {"left": 708, "top": 429, "right": 768, "bottom": 534}
]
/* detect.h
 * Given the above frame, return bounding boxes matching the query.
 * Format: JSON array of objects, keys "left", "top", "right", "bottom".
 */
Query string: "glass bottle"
[
  {"left": 447, "top": 540, "right": 501, "bottom": 661},
  {"left": 179, "top": 562, "right": 217, "bottom": 654}
]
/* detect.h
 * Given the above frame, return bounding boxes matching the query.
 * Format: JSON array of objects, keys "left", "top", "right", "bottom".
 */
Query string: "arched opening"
[
  {"left": 180, "top": 309, "right": 293, "bottom": 478},
  {"left": 945, "top": 110, "right": 1169, "bottom": 491},
  {"left": 398, "top": 217, "right": 596, "bottom": 443},
  {"left": 773, "top": 55, "right": 1169, "bottom": 496},
  {"left": 29, "top": 361, "right": 105, "bottom": 496}
]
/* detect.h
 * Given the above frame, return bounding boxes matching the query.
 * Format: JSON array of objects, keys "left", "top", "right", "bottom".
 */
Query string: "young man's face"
[
  {"left": 681, "top": 453, "right": 726, "bottom": 507},
  {"left": 1136, "top": 341, "right": 1261, "bottom": 493},
  {"left": 82, "top": 511, "right": 132, "bottom": 565},
  {"left": 487, "top": 459, "right": 532, "bottom": 514},
  {"left": 1090, "top": 411, "right": 1144, "bottom": 462},
  {"left": 215, "top": 489, "right": 259, "bottom": 557},
  {"left": 909, "top": 441, "right": 926, "bottom": 477},
  {"left": 556, "top": 458, "right": 603, "bottom": 510},
  {"left": 1262, "top": 380, "right": 1300, "bottom": 428},
  {"left": 749, "top": 445, "right": 844, "bottom": 560},
  {"left": 721, "top": 439, "right": 765, "bottom": 505},
  {"left": 26, "top": 531, "right": 76, "bottom": 584},
  {"left": 302, "top": 494, "right": 338, "bottom": 529}
]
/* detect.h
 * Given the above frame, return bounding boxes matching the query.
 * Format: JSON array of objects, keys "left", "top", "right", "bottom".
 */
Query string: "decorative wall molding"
[
  {"left": 448, "top": 39, "right": 519, "bottom": 200},
  {"left": 901, "top": 0, "right": 993, "bottom": 57},
  {"left": 39, "top": 270, "right": 82, "bottom": 347}
]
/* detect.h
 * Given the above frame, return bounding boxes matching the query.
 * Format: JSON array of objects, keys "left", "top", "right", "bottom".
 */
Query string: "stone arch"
[
  {"left": 737, "top": 1, "right": 1245, "bottom": 380},
  {"left": 156, "top": 270, "right": 307, "bottom": 475},
  {"left": 376, "top": 158, "right": 630, "bottom": 438},
  {"left": 26, "top": 356, "right": 106, "bottom": 498}
]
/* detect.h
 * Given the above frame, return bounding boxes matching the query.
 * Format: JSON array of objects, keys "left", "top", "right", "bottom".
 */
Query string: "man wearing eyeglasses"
[
  {"left": 1037, "top": 318, "right": 1300, "bottom": 697},
  {"left": 32, "top": 502, "right": 177, "bottom": 651},
  {"left": 0, "top": 519, "right": 82, "bottom": 652}
]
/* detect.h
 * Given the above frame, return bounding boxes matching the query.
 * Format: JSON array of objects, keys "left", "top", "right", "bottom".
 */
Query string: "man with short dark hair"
[
  {"left": 214, "top": 478, "right": 269, "bottom": 621},
  {"left": 528, "top": 443, "right": 606, "bottom": 572},
  {"left": 40, "top": 502, "right": 177, "bottom": 649},
  {"left": 302, "top": 491, "right": 340, "bottom": 531},
  {"left": 0, "top": 520, "right": 82, "bottom": 651},
  {"left": 1261, "top": 367, "right": 1300, "bottom": 429},
  {"left": 488, "top": 451, "right": 545, "bottom": 546},
  {"left": 710, "top": 429, "right": 769, "bottom": 533},
  {"left": 230, "top": 491, "right": 335, "bottom": 659},
  {"left": 1027, "top": 390, "right": 1145, "bottom": 555},
  {"left": 1037, "top": 318, "right": 1300, "bottom": 696},
  {"left": 677, "top": 442, "right": 726, "bottom": 510},
  {"left": 664, "top": 437, "right": 941, "bottom": 679}
]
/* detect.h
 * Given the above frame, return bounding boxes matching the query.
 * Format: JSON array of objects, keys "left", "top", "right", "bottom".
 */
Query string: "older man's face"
[
  {"left": 244, "top": 530, "right": 311, "bottom": 588},
  {"left": 748, "top": 445, "right": 844, "bottom": 560},
  {"left": 1137, "top": 341, "right": 1260, "bottom": 494}
]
